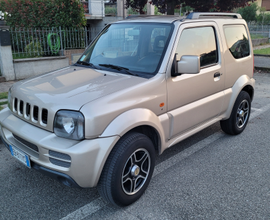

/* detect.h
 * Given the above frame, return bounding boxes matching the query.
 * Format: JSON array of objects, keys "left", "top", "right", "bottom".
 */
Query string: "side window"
[
  {"left": 224, "top": 25, "right": 250, "bottom": 59},
  {"left": 176, "top": 26, "right": 218, "bottom": 67}
]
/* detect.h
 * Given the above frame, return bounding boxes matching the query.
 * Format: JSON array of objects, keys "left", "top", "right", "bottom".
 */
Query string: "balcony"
[{"left": 82, "top": 0, "right": 105, "bottom": 20}]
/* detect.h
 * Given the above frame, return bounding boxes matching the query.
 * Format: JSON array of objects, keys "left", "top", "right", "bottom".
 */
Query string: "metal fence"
[
  {"left": 10, "top": 26, "right": 103, "bottom": 59},
  {"left": 248, "top": 23, "right": 270, "bottom": 38}
]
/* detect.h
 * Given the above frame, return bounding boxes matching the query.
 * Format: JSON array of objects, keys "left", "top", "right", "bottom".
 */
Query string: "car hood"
[{"left": 12, "top": 66, "right": 147, "bottom": 111}]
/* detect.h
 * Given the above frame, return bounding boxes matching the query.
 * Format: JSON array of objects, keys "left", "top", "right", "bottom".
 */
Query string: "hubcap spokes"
[
  {"left": 236, "top": 100, "right": 249, "bottom": 128},
  {"left": 122, "top": 148, "right": 151, "bottom": 195}
]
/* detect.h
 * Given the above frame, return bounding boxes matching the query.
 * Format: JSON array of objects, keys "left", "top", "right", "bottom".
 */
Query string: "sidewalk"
[
  {"left": 0, "top": 80, "right": 17, "bottom": 93},
  {"left": 253, "top": 44, "right": 270, "bottom": 71},
  {"left": 0, "top": 80, "right": 17, "bottom": 109},
  {"left": 254, "top": 56, "right": 270, "bottom": 70}
]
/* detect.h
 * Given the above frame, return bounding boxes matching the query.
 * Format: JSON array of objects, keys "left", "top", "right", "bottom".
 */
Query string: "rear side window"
[
  {"left": 176, "top": 26, "right": 218, "bottom": 67},
  {"left": 224, "top": 25, "right": 250, "bottom": 59}
]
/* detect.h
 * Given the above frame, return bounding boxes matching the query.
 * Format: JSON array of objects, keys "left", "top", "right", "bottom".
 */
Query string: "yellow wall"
[
  {"left": 255, "top": 0, "right": 270, "bottom": 14},
  {"left": 257, "top": 0, "right": 262, "bottom": 7}
]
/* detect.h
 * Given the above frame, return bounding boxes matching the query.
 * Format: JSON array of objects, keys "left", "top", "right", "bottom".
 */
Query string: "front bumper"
[{"left": 0, "top": 108, "right": 120, "bottom": 188}]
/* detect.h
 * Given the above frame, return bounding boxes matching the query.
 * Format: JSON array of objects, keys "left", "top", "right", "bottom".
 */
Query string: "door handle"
[{"left": 214, "top": 72, "right": 221, "bottom": 78}]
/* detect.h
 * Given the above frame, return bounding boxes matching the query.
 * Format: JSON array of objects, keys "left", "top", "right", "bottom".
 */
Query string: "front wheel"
[
  {"left": 220, "top": 91, "right": 251, "bottom": 135},
  {"left": 97, "top": 132, "right": 155, "bottom": 206}
]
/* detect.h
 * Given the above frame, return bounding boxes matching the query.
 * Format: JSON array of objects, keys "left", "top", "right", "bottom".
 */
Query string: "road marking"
[
  {"left": 60, "top": 103, "right": 270, "bottom": 220},
  {"left": 250, "top": 103, "right": 270, "bottom": 120},
  {"left": 60, "top": 197, "right": 107, "bottom": 220},
  {"left": 153, "top": 132, "right": 224, "bottom": 178},
  {"left": 251, "top": 107, "right": 262, "bottom": 111}
]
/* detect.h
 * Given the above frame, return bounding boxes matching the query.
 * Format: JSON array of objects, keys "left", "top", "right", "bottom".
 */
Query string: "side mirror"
[{"left": 171, "top": 55, "right": 200, "bottom": 77}]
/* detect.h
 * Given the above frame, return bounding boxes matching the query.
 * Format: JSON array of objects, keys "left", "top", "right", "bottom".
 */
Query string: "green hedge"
[{"left": 0, "top": 0, "right": 86, "bottom": 28}]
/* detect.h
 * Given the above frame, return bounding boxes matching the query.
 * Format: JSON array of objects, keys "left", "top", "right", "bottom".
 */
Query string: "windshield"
[{"left": 78, "top": 22, "right": 173, "bottom": 78}]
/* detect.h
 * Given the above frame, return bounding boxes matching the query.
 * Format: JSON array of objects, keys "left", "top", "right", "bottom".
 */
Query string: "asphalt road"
[{"left": 1, "top": 72, "right": 270, "bottom": 220}]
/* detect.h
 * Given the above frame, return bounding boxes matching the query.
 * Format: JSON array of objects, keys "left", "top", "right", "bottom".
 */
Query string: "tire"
[
  {"left": 220, "top": 91, "right": 251, "bottom": 135},
  {"left": 97, "top": 132, "right": 155, "bottom": 207}
]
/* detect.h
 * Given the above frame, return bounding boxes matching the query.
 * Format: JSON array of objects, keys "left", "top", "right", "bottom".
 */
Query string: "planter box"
[{"left": 13, "top": 56, "right": 69, "bottom": 80}]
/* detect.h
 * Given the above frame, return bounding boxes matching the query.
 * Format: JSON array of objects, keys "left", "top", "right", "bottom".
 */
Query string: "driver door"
[{"left": 166, "top": 22, "right": 225, "bottom": 139}]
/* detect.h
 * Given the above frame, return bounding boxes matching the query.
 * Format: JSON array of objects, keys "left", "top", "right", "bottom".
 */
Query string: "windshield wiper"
[
  {"left": 75, "top": 61, "right": 99, "bottom": 69},
  {"left": 98, "top": 64, "right": 138, "bottom": 76}
]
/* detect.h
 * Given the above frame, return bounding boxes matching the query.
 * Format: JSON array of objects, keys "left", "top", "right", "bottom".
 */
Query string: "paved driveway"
[{"left": 1, "top": 72, "right": 270, "bottom": 220}]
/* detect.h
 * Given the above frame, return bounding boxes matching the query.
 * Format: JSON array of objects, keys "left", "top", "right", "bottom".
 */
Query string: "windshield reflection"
[{"left": 79, "top": 23, "right": 173, "bottom": 78}]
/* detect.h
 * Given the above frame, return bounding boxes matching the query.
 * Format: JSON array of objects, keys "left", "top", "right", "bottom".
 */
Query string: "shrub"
[
  {"left": 256, "top": 13, "right": 270, "bottom": 24},
  {"left": 105, "top": 6, "right": 117, "bottom": 15},
  {"left": 237, "top": 3, "right": 258, "bottom": 22},
  {"left": 25, "top": 40, "right": 44, "bottom": 57},
  {"left": 0, "top": 0, "right": 86, "bottom": 28}
]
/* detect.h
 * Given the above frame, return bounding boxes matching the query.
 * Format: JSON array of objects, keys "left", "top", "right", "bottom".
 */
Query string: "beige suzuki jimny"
[{"left": 0, "top": 12, "right": 255, "bottom": 206}]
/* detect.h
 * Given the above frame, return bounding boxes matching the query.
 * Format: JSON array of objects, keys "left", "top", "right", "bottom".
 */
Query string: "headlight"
[{"left": 54, "top": 110, "right": 85, "bottom": 140}]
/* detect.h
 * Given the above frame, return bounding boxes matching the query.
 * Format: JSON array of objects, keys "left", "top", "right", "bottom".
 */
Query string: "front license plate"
[{"left": 10, "top": 145, "right": 31, "bottom": 168}]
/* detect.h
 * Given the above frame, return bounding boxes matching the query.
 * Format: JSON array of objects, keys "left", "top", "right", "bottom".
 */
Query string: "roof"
[
  {"left": 115, "top": 12, "right": 242, "bottom": 24},
  {"left": 186, "top": 12, "right": 242, "bottom": 19},
  {"left": 117, "top": 15, "right": 184, "bottom": 24}
]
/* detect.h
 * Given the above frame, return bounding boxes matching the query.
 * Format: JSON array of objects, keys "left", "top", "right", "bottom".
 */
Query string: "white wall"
[
  {"left": 13, "top": 57, "right": 69, "bottom": 80},
  {"left": 0, "top": 45, "right": 15, "bottom": 81},
  {"left": 89, "top": 0, "right": 105, "bottom": 17},
  {"left": 147, "top": 0, "right": 155, "bottom": 15}
]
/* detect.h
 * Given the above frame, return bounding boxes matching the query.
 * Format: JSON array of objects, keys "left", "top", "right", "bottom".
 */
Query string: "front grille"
[
  {"left": 49, "top": 158, "right": 71, "bottom": 168},
  {"left": 12, "top": 97, "right": 48, "bottom": 126},
  {"left": 49, "top": 150, "right": 71, "bottom": 168},
  {"left": 26, "top": 103, "right": 30, "bottom": 117},
  {"left": 19, "top": 100, "right": 23, "bottom": 114},
  {"left": 33, "top": 106, "right": 39, "bottom": 121},
  {"left": 42, "top": 109, "right": 48, "bottom": 124},
  {"left": 49, "top": 150, "right": 71, "bottom": 160},
  {"left": 14, "top": 98, "right": 18, "bottom": 111},
  {"left": 13, "top": 134, "right": 39, "bottom": 152}
]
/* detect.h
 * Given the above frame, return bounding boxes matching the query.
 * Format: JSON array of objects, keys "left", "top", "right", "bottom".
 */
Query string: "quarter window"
[
  {"left": 224, "top": 25, "right": 250, "bottom": 59},
  {"left": 176, "top": 26, "right": 218, "bottom": 67}
]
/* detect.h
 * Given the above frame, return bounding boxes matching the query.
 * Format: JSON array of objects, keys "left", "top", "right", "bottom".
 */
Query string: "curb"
[
  {"left": 254, "top": 54, "right": 270, "bottom": 57},
  {"left": 254, "top": 66, "right": 270, "bottom": 72}
]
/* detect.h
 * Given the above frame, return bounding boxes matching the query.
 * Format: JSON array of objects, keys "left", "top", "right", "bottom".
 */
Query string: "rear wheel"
[
  {"left": 97, "top": 132, "right": 155, "bottom": 206},
  {"left": 220, "top": 91, "right": 251, "bottom": 135}
]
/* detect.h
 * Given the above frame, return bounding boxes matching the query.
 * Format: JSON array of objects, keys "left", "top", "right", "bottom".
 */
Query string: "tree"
[
  {"left": 151, "top": 0, "right": 177, "bottom": 15},
  {"left": 215, "top": 0, "right": 255, "bottom": 12},
  {"left": 111, "top": 0, "right": 255, "bottom": 15},
  {"left": 237, "top": 3, "right": 258, "bottom": 22},
  {"left": 0, "top": 0, "right": 86, "bottom": 28},
  {"left": 125, "top": 0, "right": 148, "bottom": 14}
]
